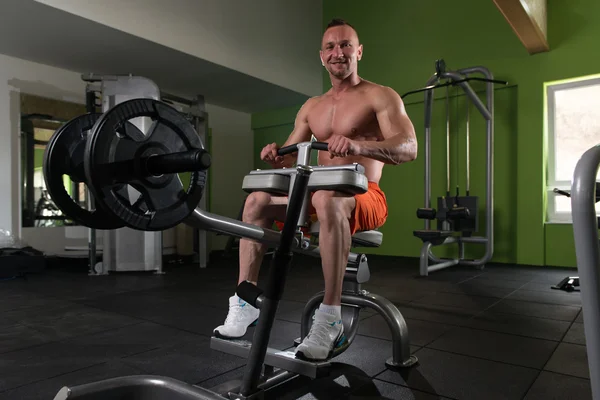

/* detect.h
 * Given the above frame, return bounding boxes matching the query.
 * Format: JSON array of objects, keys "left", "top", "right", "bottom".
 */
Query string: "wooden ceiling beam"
[{"left": 493, "top": 0, "right": 549, "bottom": 54}]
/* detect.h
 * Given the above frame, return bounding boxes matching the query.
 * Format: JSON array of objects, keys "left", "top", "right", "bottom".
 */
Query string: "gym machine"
[
  {"left": 43, "top": 85, "right": 417, "bottom": 399},
  {"left": 550, "top": 185, "right": 600, "bottom": 292},
  {"left": 569, "top": 144, "right": 600, "bottom": 400},
  {"left": 409, "top": 60, "right": 507, "bottom": 276}
]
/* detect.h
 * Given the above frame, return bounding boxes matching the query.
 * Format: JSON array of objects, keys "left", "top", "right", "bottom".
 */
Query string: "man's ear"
[
  {"left": 319, "top": 51, "right": 324, "bottom": 66},
  {"left": 357, "top": 44, "right": 363, "bottom": 61}
]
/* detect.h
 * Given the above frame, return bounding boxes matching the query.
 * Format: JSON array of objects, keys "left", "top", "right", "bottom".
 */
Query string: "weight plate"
[
  {"left": 84, "top": 98, "right": 206, "bottom": 231},
  {"left": 43, "top": 113, "right": 127, "bottom": 230}
]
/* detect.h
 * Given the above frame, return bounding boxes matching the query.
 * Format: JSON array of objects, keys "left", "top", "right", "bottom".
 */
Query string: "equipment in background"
[
  {"left": 42, "top": 74, "right": 209, "bottom": 274},
  {"left": 409, "top": 59, "right": 507, "bottom": 276}
]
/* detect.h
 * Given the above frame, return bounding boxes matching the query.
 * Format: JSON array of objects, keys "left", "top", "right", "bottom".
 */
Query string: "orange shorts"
[{"left": 275, "top": 182, "right": 388, "bottom": 235}]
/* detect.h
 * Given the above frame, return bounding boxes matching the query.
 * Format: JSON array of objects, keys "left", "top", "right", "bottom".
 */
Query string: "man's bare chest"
[{"left": 307, "top": 98, "right": 377, "bottom": 140}]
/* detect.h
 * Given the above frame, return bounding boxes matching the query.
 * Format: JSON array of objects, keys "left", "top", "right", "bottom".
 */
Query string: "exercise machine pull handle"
[
  {"left": 417, "top": 208, "right": 437, "bottom": 220},
  {"left": 277, "top": 142, "right": 329, "bottom": 156}
]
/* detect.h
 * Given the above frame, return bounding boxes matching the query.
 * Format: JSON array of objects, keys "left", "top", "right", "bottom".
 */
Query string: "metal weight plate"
[
  {"left": 43, "top": 113, "right": 128, "bottom": 229},
  {"left": 84, "top": 98, "right": 206, "bottom": 231}
]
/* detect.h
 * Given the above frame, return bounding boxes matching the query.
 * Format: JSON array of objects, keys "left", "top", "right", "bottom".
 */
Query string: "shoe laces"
[
  {"left": 306, "top": 314, "right": 339, "bottom": 344},
  {"left": 224, "top": 300, "right": 248, "bottom": 325}
]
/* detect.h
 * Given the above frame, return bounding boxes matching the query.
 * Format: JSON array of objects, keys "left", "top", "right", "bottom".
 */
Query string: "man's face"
[{"left": 320, "top": 25, "right": 363, "bottom": 79}]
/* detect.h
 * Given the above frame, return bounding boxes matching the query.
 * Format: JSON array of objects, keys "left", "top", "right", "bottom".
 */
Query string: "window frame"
[{"left": 546, "top": 75, "right": 600, "bottom": 223}]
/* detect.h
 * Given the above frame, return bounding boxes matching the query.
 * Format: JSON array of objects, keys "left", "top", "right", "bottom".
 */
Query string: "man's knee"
[
  {"left": 311, "top": 191, "right": 354, "bottom": 223},
  {"left": 243, "top": 191, "right": 272, "bottom": 221}
]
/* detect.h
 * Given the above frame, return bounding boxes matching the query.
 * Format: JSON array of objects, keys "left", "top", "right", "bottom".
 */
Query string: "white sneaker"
[
  {"left": 213, "top": 295, "right": 260, "bottom": 339},
  {"left": 295, "top": 309, "right": 346, "bottom": 361}
]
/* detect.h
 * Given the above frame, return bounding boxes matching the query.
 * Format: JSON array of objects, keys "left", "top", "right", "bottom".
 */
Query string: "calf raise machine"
[
  {"left": 408, "top": 60, "right": 507, "bottom": 276},
  {"left": 44, "top": 93, "right": 418, "bottom": 399}
]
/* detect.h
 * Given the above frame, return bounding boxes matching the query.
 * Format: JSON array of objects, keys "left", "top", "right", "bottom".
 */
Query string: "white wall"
[
  {"left": 0, "top": 53, "right": 85, "bottom": 242},
  {"left": 34, "top": 0, "right": 323, "bottom": 97},
  {"left": 205, "top": 103, "right": 253, "bottom": 251}
]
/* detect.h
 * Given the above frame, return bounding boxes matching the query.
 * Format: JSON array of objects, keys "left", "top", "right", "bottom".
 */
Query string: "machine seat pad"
[{"left": 351, "top": 230, "right": 383, "bottom": 247}]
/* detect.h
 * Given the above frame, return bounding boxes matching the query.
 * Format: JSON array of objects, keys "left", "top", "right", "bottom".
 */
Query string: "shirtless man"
[{"left": 214, "top": 18, "right": 417, "bottom": 361}]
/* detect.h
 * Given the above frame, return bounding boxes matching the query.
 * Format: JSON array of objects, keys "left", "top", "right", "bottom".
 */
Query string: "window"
[{"left": 546, "top": 74, "right": 600, "bottom": 223}]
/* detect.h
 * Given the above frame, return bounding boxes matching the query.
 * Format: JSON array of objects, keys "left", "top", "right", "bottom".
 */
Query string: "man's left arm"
[{"left": 358, "top": 87, "right": 417, "bottom": 165}]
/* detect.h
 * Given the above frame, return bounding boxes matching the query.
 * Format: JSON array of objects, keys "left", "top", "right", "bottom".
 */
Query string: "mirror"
[{"left": 20, "top": 93, "right": 86, "bottom": 228}]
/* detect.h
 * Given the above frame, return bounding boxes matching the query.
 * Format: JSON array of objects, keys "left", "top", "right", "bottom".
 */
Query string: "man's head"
[{"left": 320, "top": 18, "right": 363, "bottom": 79}]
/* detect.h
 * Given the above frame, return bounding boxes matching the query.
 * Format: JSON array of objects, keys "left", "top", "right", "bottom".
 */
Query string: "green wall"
[{"left": 252, "top": 0, "right": 600, "bottom": 267}]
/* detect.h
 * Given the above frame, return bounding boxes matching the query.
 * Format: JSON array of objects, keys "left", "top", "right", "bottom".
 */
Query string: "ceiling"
[{"left": 0, "top": 0, "right": 309, "bottom": 113}]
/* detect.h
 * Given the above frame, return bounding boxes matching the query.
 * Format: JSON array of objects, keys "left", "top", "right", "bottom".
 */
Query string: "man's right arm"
[{"left": 262, "top": 98, "right": 315, "bottom": 168}]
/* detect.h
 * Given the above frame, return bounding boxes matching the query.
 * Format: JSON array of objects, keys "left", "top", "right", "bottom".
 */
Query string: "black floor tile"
[
  {"left": 331, "top": 335, "right": 421, "bottom": 378},
  {"left": 0, "top": 360, "right": 146, "bottom": 400},
  {"left": 19, "top": 309, "right": 141, "bottom": 342},
  {"left": 464, "top": 311, "right": 571, "bottom": 341},
  {"left": 412, "top": 292, "right": 499, "bottom": 312},
  {"left": 395, "top": 279, "right": 461, "bottom": 294},
  {"left": 522, "top": 281, "right": 578, "bottom": 292},
  {"left": 528, "top": 269, "right": 579, "bottom": 284},
  {"left": 202, "top": 364, "right": 375, "bottom": 400},
  {"left": 544, "top": 342, "right": 590, "bottom": 379},
  {"left": 576, "top": 310, "right": 584, "bottom": 323},
  {"left": 120, "top": 335, "right": 247, "bottom": 384},
  {"left": 0, "top": 291, "right": 71, "bottom": 313},
  {"left": 505, "top": 289, "right": 582, "bottom": 307},
  {"left": 264, "top": 364, "right": 376, "bottom": 400},
  {"left": 523, "top": 371, "right": 592, "bottom": 400},
  {"left": 362, "top": 283, "right": 434, "bottom": 304},
  {"left": 478, "top": 271, "right": 536, "bottom": 282},
  {"left": 0, "top": 339, "right": 120, "bottom": 392},
  {"left": 0, "top": 317, "right": 16, "bottom": 331},
  {"left": 417, "top": 268, "right": 483, "bottom": 284},
  {"left": 20, "top": 274, "right": 173, "bottom": 301},
  {"left": 459, "top": 275, "right": 528, "bottom": 290},
  {"left": 376, "top": 348, "right": 538, "bottom": 400},
  {"left": 397, "top": 303, "right": 477, "bottom": 327},
  {"left": 563, "top": 323, "right": 586, "bottom": 345},
  {"left": 128, "top": 302, "right": 231, "bottom": 337},
  {"left": 3, "top": 261, "right": 592, "bottom": 399},
  {"left": 0, "top": 323, "right": 53, "bottom": 353},
  {"left": 426, "top": 326, "right": 558, "bottom": 369},
  {"left": 358, "top": 315, "right": 450, "bottom": 347},
  {"left": 348, "top": 378, "right": 452, "bottom": 399},
  {"left": 65, "top": 321, "right": 203, "bottom": 357},
  {"left": 436, "top": 282, "right": 516, "bottom": 299},
  {"left": 3, "top": 302, "right": 92, "bottom": 325},
  {"left": 487, "top": 299, "right": 580, "bottom": 322}
]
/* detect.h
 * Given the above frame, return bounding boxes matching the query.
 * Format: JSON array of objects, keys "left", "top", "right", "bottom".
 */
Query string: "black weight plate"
[
  {"left": 43, "top": 113, "right": 127, "bottom": 229},
  {"left": 84, "top": 98, "right": 206, "bottom": 231}
]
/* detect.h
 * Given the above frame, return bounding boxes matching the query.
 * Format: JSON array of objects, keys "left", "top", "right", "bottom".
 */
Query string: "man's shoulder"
[{"left": 362, "top": 80, "right": 398, "bottom": 96}]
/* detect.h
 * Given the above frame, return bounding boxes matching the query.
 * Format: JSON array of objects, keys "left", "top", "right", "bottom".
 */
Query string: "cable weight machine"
[{"left": 407, "top": 59, "right": 507, "bottom": 276}]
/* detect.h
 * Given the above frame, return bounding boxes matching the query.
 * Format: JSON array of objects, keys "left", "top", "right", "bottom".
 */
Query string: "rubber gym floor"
[{"left": 0, "top": 253, "right": 590, "bottom": 399}]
